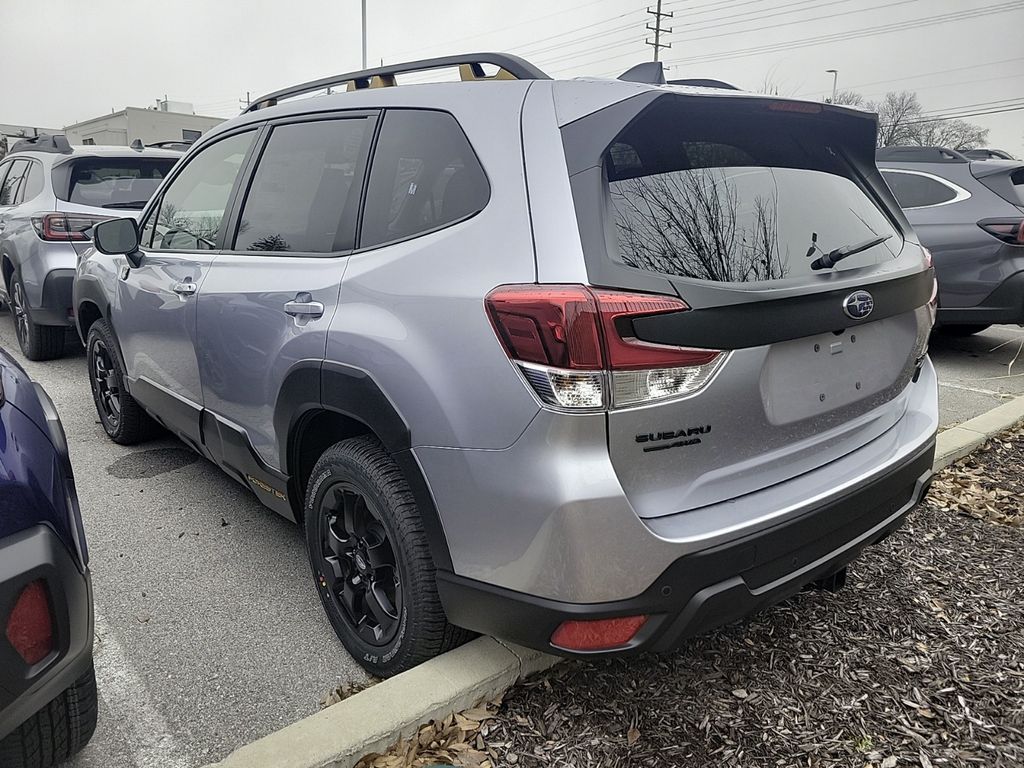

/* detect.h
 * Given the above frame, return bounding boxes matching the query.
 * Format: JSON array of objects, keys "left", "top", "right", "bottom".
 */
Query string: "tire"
[
  {"left": 0, "top": 664, "right": 98, "bottom": 768},
  {"left": 305, "top": 435, "right": 471, "bottom": 677},
  {"left": 938, "top": 324, "right": 991, "bottom": 337},
  {"left": 86, "top": 319, "right": 159, "bottom": 444},
  {"left": 9, "top": 272, "right": 64, "bottom": 361}
]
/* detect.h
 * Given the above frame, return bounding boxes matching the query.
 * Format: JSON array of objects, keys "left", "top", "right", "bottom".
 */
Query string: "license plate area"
[{"left": 760, "top": 317, "right": 914, "bottom": 425}]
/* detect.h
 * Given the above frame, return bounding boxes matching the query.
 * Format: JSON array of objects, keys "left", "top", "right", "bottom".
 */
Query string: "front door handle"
[
  {"left": 172, "top": 281, "right": 198, "bottom": 296},
  {"left": 284, "top": 292, "right": 324, "bottom": 318}
]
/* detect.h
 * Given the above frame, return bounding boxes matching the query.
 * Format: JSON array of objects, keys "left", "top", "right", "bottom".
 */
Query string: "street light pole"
[
  {"left": 361, "top": 0, "right": 367, "bottom": 69},
  {"left": 826, "top": 69, "right": 838, "bottom": 103}
]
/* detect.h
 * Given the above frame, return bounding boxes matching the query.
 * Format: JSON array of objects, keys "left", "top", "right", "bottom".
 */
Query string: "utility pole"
[
  {"left": 239, "top": 91, "right": 251, "bottom": 111},
  {"left": 361, "top": 0, "right": 367, "bottom": 69},
  {"left": 646, "top": 0, "right": 673, "bottom": 62}
]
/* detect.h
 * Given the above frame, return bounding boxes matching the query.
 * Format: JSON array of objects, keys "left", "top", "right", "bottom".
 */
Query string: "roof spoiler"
[
  {"left": 244, "top": 52, "right": 551, "bottom": 113},
  {"left": 875, "top": 146, "right": 969, "bottom": 163},
  {"left": 9, "top": 134, "right": 72, "bottom": 154}
]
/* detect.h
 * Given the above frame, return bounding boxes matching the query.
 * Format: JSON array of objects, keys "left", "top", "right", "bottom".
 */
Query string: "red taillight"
[
  {"left": 978, "top": 219, "right": 1024, "bottom": 245},
  {"left": 5, "top": 580, "right": 54, "bottom": 665},
  {"left": 551, "top": 615, "right": 648, "bottom": 651},
  {"left": 31, "top": 213, "right": 111, "bottom": 242},
  {"left": 486, "top": 285, "right": 724, "bottom": 410},
  {"left": 766, "top": 100, "right": 822, "bottom": 114}
]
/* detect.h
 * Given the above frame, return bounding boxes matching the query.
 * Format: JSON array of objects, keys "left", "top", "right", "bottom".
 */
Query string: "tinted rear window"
[
  {"left": 881, "top": 170, "right": 959, "bottom": 208},
  {"left": 65, "top": 158, "right": 177, "bottom": 209},
  {"left": 602, "top": 99, "right": 901, "bottom": 283}
]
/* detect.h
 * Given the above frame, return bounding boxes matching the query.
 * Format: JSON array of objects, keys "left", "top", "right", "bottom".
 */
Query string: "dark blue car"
[{"left": 0, "top": 347, "right": 95, "bottom": 767}]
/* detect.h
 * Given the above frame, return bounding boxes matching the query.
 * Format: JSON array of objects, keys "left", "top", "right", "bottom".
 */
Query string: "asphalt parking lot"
[{"left": 1, "top": 317, "right": 1022, "bottom": 768}]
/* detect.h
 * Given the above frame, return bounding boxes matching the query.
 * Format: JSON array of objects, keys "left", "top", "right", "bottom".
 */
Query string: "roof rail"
[
  {"left": 668, "top": 78, "right": 740, "bottom": 90},
  {"left": 244, "top": 52, "right": 550, "bottom": 113},
  {"left": 9, "top": 134, "right": 72, "bottom": 155},
  {"left": 875, "top": 146, "right": 969, "bottom": 163},
  {"left": 962, "top": 148, "right": 1017, "bottom": 161}
]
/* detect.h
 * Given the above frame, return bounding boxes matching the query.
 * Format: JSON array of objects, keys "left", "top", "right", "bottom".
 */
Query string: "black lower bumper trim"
[
  {"left": 33, "top": 269, "right": 76, "bottom": 327},
  {"left": 0, "top": 526, "right": 93, "bottom": 740},
  {"left": 938, "top": 270, "right": 1024, "bottom": 326},
  {"left": 438, "top": 439, "right": 935, "bottom": 657}
]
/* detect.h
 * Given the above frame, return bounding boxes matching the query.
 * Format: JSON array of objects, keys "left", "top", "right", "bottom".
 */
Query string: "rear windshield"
[
  {"left": 64, "top": 158, "right": 177, "bottom": 209},
  {"left": 603, "top": 99, "right": 902, "bottom": 283}
]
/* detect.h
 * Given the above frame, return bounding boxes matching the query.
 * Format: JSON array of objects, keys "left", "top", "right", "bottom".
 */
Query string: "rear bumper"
[
  {"left": 30, "top": 269, "right": 76, "bottom": 327},
  {"left": 438, "top": 438, "right": 934, "bottom": 656},
  {"left": 937, "top": 269, "right": 1024, "bottom": 326},
  {"left": 0, "top": 526, "right": 93, "bottom": 741}
]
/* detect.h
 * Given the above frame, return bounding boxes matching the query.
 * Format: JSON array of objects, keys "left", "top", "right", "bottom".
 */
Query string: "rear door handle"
[
  {"left": 172, "top": 281, "right": 198, "bottom": 296},
  {"left": 284, "top": 293, "right": 324, "bottom": 318}
]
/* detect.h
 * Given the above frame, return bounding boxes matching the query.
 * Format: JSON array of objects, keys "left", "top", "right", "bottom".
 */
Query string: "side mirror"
[{"left": 93, "top": 218, "right": 142, "bottom": 267}]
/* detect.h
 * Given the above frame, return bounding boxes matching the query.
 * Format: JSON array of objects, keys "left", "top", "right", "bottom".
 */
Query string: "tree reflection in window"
[{"left": 610, "top": 168, "right": 788, "bottom": 283}]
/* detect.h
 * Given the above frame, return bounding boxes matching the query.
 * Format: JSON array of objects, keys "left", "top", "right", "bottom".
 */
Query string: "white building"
[{"left": 64, "top": 101, "right": 224, "bottom": 147}]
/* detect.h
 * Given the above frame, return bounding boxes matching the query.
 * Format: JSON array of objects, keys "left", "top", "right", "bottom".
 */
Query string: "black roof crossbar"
[
  {"left": 10, "top": 134, "right": 72, "bottom": 154},
  {"left": 244, "top": 52, "right": 551, "bottom": 113},
  {"left": 875, "top": 146, "right": 969, "bottom": 163}
]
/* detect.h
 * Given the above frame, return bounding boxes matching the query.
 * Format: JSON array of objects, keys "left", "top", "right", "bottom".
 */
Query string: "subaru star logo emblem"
[{"left": 843, "top": 290, "right": 874, "bottom": 320}]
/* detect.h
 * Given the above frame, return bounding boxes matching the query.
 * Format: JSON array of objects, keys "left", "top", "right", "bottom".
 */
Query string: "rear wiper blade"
[
  {"left": 810, "top": 234, "right": 891, "bottom": 271},
  {"left": 102, "top": 201, "right": 148, "bottom": 209}
]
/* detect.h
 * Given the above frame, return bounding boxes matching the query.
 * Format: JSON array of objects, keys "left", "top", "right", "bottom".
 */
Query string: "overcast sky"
[{"left": 2, "top": 0, "right": 1022, "bottom": 154}]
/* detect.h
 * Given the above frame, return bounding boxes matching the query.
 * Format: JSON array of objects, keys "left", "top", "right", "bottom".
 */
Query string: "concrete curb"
[
  {"left": 206, "top": 394, "right": 1024, "bottom": 768},
  {"left": 204, "top": 638, "right": 558, "bottom": 768},
  {"left": 934, "top": 394, "right": 1024, "bottom": 469}
]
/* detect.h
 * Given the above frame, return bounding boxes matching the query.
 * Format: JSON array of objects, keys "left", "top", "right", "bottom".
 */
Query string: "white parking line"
[
  {"left": 938, "top": 380, "right": 1012, "bottom": 397},
  {"left": 93, "top": 613, "right": 189, "bottom": 768}
]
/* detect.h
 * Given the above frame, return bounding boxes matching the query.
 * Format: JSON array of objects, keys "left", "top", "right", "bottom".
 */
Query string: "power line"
[
  {"left": 917, "top": 96, "right": 1024, "bottom": 117},
  {"left": 675, "top": 0, "right": 925, "bottom": 37},
  {"left": 646, "top": 1, "right": 674, "bottom": 62},
  {"left": 665, "top": 1, "right": 1022, "bottom": 66},
  {"left": 795, "top": 56, "right": 1024, "bottom": 97},
  {"left": 679, "top": 0, "right": 868, "bottom": 34},
  {"left": 907, "top": 104, "right": 1024, "bottom": 123}
]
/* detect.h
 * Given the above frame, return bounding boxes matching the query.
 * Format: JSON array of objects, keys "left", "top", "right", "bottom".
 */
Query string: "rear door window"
[
  {"left": 359, "top": 109, "right": 489, "bottom": 249},
  {"left": 0, "top": 160, "right": 29, "bottom": 206},
  {"left": 20, "top": 161, "right": 44, "bottom": 202},
  {"left": 880, "top": 169, "right": 963, "bottom": 208},
  {"left": 232, "top": 117, "right": 372, "bottom": 253},
  {"left": 597, "top": 98, "right": 901, "bottom": 283},
  {"left": 65, "top": 158, "right": 177, "bottom": 210}
]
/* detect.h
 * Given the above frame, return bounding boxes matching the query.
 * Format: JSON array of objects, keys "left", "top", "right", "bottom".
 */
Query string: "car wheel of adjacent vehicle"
[
  {"left": 305, "top": 435, "right": 471, "bottom": 677},
  {"left": 86, "top": 319, "right": 158, "bottom": 444},
  {"left": 939, "top": 324, "right": 991, "bottom": 337},
  {"left": 0, "top": 663, "right": 98, "bottom": 768},
  {"left": 10, "top": 272, "right": 65, "bottom": 361}
]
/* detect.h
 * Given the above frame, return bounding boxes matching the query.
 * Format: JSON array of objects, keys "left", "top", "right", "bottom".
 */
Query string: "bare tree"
[
  {"left": 830, "top": 89, "right": 866, "bottom": 108},
  {"left": 872, "top": 91, "right": 922, "bottom": 147},
  {"left": 905, "top": 119, "right": 990, "bottom": 150},
  {"left": 610, "top": 169, "right": 787, "bottom": 283}
]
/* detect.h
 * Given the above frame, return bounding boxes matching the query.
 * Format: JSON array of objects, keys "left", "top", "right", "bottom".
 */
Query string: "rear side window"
[
  {"left": 360, "top": 109, "right": 488, "bottom": 249},
  {"left": 21, "top": 161, "right": 44, "bottom": 202},
  {"left": 881, "top": 170, "right": 962, "bottom": 208},
  {"left": 591, "top": 98, "right": 901, "bottom": 283},
  {"left": 233, "top": 118, "right": 371, "bottom": 253},
  {"left": 65, "top": 158, "right": 176, "bottom": 209},
  {"left": 0, "top": 160, "right": 29, "bottom": 206},
  {"left": 143, "top": 131, "right": 255, "bottom": 251}
]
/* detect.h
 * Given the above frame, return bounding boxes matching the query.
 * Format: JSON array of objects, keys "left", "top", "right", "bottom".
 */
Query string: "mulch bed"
[{"left": 359, "top": 427, "right": 1024, "bottom": 768}]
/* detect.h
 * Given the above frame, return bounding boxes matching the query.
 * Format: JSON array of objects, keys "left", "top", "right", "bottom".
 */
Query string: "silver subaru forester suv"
[{"left": 75, "top": 54, "right": 939, "bottom": 677}]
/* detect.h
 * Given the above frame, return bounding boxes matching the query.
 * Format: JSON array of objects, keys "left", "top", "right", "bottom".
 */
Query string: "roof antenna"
[{"left": 618, "top": 62, "right": 666, "bottom": 85}]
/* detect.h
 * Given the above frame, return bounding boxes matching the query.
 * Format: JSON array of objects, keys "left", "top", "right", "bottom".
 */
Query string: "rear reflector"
[
  {"left": 486, "top": 285, "right": 725, "bottom": 410},
  {"left": 31, "top": 212, "right": 112, "bottom": 242},
  {"left": 551, "top": 615, "right": 648, "bottom": 651},
  {"left": 5, "top": 580, "right": 54, "bottom": 665}
]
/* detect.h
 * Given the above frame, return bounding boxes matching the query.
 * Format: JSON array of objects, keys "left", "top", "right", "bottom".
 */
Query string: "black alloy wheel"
[
  {"left": 316, "top": 482, "right": 403, "bottom": 647},
  {"left": 11, "top": 279, "right": 29, "bottom": 351},
  {"left": 90, "top": 336, "right": 122, "bottom": 430}
]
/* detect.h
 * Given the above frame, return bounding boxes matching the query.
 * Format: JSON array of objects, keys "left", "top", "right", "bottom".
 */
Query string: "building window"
[
  {"left": 182, "top": 129, "right": 201, "bottom": 143},
  {"left": 82, "top": 138, "right": 96, "bottom": 145}
]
